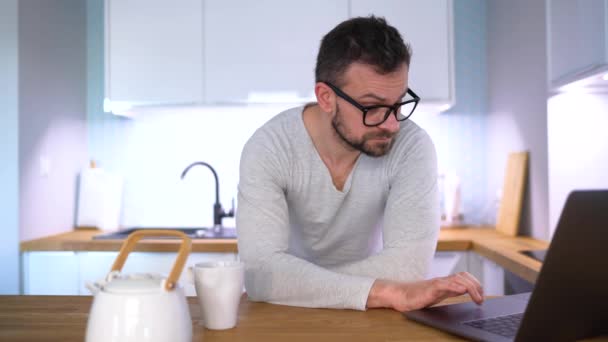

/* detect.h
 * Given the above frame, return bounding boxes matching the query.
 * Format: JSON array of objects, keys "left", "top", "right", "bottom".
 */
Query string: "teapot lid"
[{"left": 103, "top": 273, "right": 166, "bottom": 294}]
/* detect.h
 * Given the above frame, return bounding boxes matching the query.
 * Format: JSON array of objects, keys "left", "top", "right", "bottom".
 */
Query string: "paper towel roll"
[{"left": 76, "top": 166, "right": 123, "bottom": 231}]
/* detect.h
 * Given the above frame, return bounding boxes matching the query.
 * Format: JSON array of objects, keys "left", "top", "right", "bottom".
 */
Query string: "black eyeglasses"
[{"left": 323, "top": 82, "right": 420, "bottom": 127}]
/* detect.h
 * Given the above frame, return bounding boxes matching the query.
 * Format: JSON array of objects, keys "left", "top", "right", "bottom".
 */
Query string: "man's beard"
[{"left": 331, "top": 105, "right": 396, "bottom": 157}]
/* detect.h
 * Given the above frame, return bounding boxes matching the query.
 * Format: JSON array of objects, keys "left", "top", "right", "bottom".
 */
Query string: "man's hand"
[{"left": 367, "top": 272, "right": 484, "bottom": 312}]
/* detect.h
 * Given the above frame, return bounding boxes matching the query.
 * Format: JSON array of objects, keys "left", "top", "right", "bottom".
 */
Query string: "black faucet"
[{"left": 180, "top": 161, "right": 234, "bottom": 229}]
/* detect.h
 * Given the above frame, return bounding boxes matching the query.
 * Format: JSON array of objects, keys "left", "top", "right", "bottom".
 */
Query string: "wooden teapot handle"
[{"left": 110, "top": 230, "right": 192, "bottom": 291}]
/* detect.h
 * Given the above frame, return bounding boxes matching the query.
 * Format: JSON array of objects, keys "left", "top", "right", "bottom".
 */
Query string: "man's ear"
[{"left": 315, "top": 82, "right": 335, "bottom": 114}]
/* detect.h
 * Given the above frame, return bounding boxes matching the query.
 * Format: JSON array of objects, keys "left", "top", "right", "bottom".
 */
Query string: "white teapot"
[{"left": 85, "top": 230, "right": 192, "bottom": 342}]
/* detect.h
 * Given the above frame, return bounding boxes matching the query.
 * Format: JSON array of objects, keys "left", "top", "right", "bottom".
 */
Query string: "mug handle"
[{"left": 109, "top": 230, "right": 192, "bottom": 291}]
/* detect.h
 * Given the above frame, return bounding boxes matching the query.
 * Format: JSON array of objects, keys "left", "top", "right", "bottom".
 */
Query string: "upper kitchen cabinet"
[
  {"left": 104, "top": 0, "right": 454, "bottom": 110},
  {"left": 350, "top": 0, "right": 455, "bottom": 112},
  {"left": 105, "top": 0, "right": 204, "bottom": 109},
  {"left": 203, "top": 0, "right": 348, "bottom": 104},
  {"left": 548, "top": 0, "right": 608, "bottom": 89}
]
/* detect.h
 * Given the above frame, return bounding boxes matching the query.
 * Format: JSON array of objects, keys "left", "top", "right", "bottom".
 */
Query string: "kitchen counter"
[
  {"left": 20, "top": 228, "right": 238, "bottom": 253},
  {"left": 20, "top": 226, "right": 549, "bottom": 283}
]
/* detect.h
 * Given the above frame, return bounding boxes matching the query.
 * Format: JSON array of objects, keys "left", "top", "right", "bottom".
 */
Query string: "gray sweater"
[{"left": 236, "top": 105, "right": 439, "bottom": 311}]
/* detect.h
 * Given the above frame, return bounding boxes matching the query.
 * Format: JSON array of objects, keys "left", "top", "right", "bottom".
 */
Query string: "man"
[{"left": 236, "top": 16, "right": 483, "bottom": 311}]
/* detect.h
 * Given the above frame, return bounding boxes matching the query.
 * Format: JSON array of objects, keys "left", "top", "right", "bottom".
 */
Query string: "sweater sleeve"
[
  {"left": 328, "top": 129, "right": 440, "bottom": 282},
  {"left": 236, "top": 133, "right": 376, "bottom": 311}
]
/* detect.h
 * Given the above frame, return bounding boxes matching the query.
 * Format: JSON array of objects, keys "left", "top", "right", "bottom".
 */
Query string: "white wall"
[
  {"left": 486, "top": 0, "right": 550, "bottom": 239},
  {"left": 0, "top": 0, "right": 20, "bottom": 295},
  {"left": 18, "top": 0, "right": 88, "bottom": 241},
  {"left": 547, "top": 92, "right": 608, "bottom": 235},
  {"left": 107, "top": 105, "right": 286, "bottom": 228}
]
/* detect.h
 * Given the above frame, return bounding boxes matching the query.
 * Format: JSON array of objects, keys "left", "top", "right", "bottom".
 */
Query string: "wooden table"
[
  {"left": 2, "top": 295, "right": 606, "bottom": 341},
  {"left": 0, "top": 295, "right": 477, "bottom": 341}
]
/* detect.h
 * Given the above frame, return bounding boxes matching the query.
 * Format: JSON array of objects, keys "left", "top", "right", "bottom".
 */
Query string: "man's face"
[{"left": 330, "top": 62, "right": 408, "bottom": 157}]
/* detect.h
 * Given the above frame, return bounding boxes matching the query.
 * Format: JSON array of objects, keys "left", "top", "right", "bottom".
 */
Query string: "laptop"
[{"left": 404, "top": 190, "right": 608, "bottom": 341}]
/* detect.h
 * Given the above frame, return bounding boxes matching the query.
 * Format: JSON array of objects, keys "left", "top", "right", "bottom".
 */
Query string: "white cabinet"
[
  {"left": 430, "top": 252, "right": 505, "bottom": 296},
  {"left": 203, "top": 0, "right": 348, "bottom": 104},
  {"left": 429, "top": 251, "right": 464, "bottom": 278},
  {"left": 548, "top": 0, "right": 608, "bottom": 88},
  {"left": 78, "top": 251, "right": 237, "bottom": 296},
  {"left": 467, "top": 252, "right": 505, "bottom": 296},
  {"left": 105, "top": 0, "right": 204, "bottom": 107},
  {"left": 22, "top": 251, "right": 236, "bottom": 296},
  {"left": 21, "top": 252, "right": 80, "bottom": 295},
  {"left": 23, "top": 250, "right": 504, "bottom": 296},
  {"left": 104, "top": 0, "right": 454, "bottom": 111},
  {"left": 350, "top": 0, "right": 455, "bottom": 112},
  {"left": 78, "top": 251, "right": 118, "bottom": 295}
]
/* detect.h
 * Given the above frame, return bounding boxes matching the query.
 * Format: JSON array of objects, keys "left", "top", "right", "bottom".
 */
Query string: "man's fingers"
[
  {"left": 430, "top": 276, "right": 484, "bottom": 306},
  {"left": 453, "top": 273, "right": 484, "bottom": 305},
  {"left": 448, "top": 274, "right": 481, "bottom": 304},
  {"left": 449, "top": 282, "right": 467, "bottom": 294},
  {"left": 436, "top": 278, "right": 467, "bottom": 297},
  {"left": 459, "top": 272, "right": 484, "bottom": 296}
]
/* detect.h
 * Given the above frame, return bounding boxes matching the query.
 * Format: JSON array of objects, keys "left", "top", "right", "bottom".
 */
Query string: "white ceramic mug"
[{"left": 190, "top": 261, "right": 244, "bottom": 330}]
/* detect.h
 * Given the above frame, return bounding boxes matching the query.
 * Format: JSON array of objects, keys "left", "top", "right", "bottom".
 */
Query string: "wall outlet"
[{"left": 39, "top": 156, "right": 51, "bottom": 177}]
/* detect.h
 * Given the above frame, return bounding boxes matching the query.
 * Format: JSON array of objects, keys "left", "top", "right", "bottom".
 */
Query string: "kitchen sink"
[{"left": 92, "top": 227, "right": 237, "bottom": 240}]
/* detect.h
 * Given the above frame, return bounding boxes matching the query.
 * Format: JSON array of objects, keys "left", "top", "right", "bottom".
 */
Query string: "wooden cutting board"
[{"left": 496, "top": 151, "right": 529, "bottom": 237}]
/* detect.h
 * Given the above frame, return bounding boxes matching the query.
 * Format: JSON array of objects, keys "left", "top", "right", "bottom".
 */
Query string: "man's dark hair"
[{"left": 315, "top": 16, "right": 411, "bottom": 86}]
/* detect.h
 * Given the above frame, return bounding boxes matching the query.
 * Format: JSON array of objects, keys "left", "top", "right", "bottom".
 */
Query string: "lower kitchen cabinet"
[
  {"left": 22, "top": 251, "right": 237, "bottom": 296},
  {"left": 21, "top": 252, "right": 80, "bottom": 295},
  {"left": 430, "top": 252, "right": 505, "bottom": 296},
  {"left": 23, "top": 251, "right": 505, "bottom": 296},
  {"left": 429, "top": 252, "right": 466, "bottom": 279},
  {"left": 467, "top": 252, "right": 505, "bottom": 296}
]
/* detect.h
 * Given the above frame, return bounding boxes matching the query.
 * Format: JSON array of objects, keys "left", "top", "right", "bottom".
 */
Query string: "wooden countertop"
[
  {"left": 438, "top": 227, "right": 548, "bottom": 283},
  {"left": 20, "top": 229, "right": 238, "bottom": 253},
  {"left": 0, "top": 294, "right": 478, "bottom": 341},
  {"left": 20, "top": 226, "right": 548, "bottom": 283}
]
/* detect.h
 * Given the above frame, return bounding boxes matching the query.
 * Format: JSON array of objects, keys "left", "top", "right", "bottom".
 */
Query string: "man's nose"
[{"left": 377, "top": 112, "right": 400, "bottom": 133}]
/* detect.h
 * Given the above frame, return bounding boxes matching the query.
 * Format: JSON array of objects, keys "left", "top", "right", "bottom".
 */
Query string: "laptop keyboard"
[{"left": 462, "top": 312, "right": 523, "bottom": 338}]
